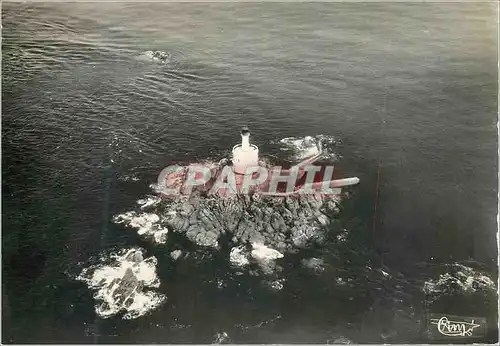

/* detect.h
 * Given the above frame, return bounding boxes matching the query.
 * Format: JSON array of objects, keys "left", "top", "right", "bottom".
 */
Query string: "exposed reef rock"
[{"left": 155, "top": 193, "right": 340, "bottom": 253}]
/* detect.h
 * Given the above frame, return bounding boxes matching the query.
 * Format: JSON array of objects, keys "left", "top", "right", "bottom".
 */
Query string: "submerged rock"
[
  {"left": 143, "top": 50, "right": 171, "bottom": 63},
  {"left": 170, "top": 249, "right": 183, "bottom": 261},
  {"left": 301, "top": 257, "right": 326, "bottom": 273},
  {"left": 113, "top": 212, "right": 168, "bottom": 244},
  {"left": 265, "top": 278, "right": 286, "bottom": 291}
]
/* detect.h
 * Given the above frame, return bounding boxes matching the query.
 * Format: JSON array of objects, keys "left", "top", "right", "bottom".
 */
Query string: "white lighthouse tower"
[{"left": 232, "top": 126, "right": 259, "bottom": 175}]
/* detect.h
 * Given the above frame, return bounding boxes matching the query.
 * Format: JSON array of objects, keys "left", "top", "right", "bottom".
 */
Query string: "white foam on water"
[
  {"left": 280, "top": 136, "right": 320, "bottom": 160},
  {"left": 119, "top": 174, "right": 140, "bottom": 182},
  {"left": 154, "top": 229, "right": 169, "bottom": 244},
  {"left": 137, "top": 196, "right": 162, "bottom": 209},
  {"left": 113, "top": 211, "right": 169, "bottom": 244},
  {"left": 149, "top": 183, "right": 162, "bottom": 194},
  {"left": 138, "top": 50, "right": 171, "bottom": 64},
  {"left": 77, "top": 248, "right": 166, "bottom": 319},
  {"left": 423, "top": 263, "right": 496, "bottom": 301},
  {"left": 279, "top": 135, "right": 338, "bottom": 160},
  {"left": 251, "top": 242, "right": 284, "bottom": 262},
  {"left": 113, "top": 211, "right": 159, "bottom": 233},
  {"left": 229, "top": 246, "right": 250, "bottom": 267}
]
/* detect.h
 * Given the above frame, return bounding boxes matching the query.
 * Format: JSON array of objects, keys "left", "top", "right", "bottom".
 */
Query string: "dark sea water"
[{"left": 2, "top": 2, "right": 498, "bottom": 344}]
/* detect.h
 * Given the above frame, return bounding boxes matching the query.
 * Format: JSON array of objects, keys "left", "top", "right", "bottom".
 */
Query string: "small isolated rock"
[
  {"left": 266, "top": 278, "right": 285, "bottom": 291},
  {"left": 192, "top": 229, "right": 219, "bottom": 248},
  {"left": 213, "top": 331, "right": 230, "bottom": 344},
  {"left": 336, "top": 277, "right": 346, "bottom": 286},
  {"left": 379, "top": 269, "right": 391, "bottom": 278},
  {"left": 170, "top": 250, "right": 182, "bottom": 261},
  {"left": 336, "top": 229, "right": 349, "bottom": 243},
  {"left": 216, "top": 278, "right": 227, "bottom": 289}
]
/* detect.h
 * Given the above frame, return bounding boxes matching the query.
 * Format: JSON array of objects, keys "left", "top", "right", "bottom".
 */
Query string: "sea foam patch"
[
  {"left": 280, "top": 136, "right": 319, "bottom": 160},
  {"left": 137, "top": 196, "right": 162, "bottom": 209},
  {"left": 139, "top": 50, "right": 171, "bottom": 64},
  {"left": 113, "top": 211, "right": 169, "bottom": 244},
  {"left": 251, "top": 242, "right": 284, "bottom": 262},
  {"left": 423, "top": 263, "right": 496, "bottom": 303},
  {"left": 279, "top": 135, "right": 339, "bottom": 161},
  {"left": 77, "top": 248, "right": 166, "bottom": 319},
  {"left": 118, "top": 174, "right": 140, "bottom": 182},
  {"left": 230, "top": 246, "right": 250, "bottom": 267}
]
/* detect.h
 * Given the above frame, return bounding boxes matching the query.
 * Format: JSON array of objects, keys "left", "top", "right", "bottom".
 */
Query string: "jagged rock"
[
  {"left": 195, "top": 230, "right": 219, "bottom": 248},
  {"left": 249, "top": 243, "right": 282, "bottom": 274},
  {"left": 134, "top": 190, "right": 341, "bottom": 267},
  {"left": 113, "top": 268, "right": 141, "bottom": 306}
]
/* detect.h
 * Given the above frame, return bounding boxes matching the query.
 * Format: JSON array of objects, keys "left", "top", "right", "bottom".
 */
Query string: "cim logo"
[{"left": 427, "top": 314, "right": 487, "bottom": 341}]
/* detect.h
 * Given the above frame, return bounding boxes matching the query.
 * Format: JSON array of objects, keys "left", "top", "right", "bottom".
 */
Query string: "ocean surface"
[{"left": 2, "top": 2, "right": 498, "bottom": 344}]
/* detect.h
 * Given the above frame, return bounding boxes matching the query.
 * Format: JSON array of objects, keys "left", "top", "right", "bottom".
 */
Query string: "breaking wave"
[
  {"left": 423, "top": 263, "right": 496, "bottom": 303},
  {"left": 279, "top": 134, "right": 340, "bottom": 160},
  {"left": 76, "top": 248, "right": 166, "bottom": 319}
]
